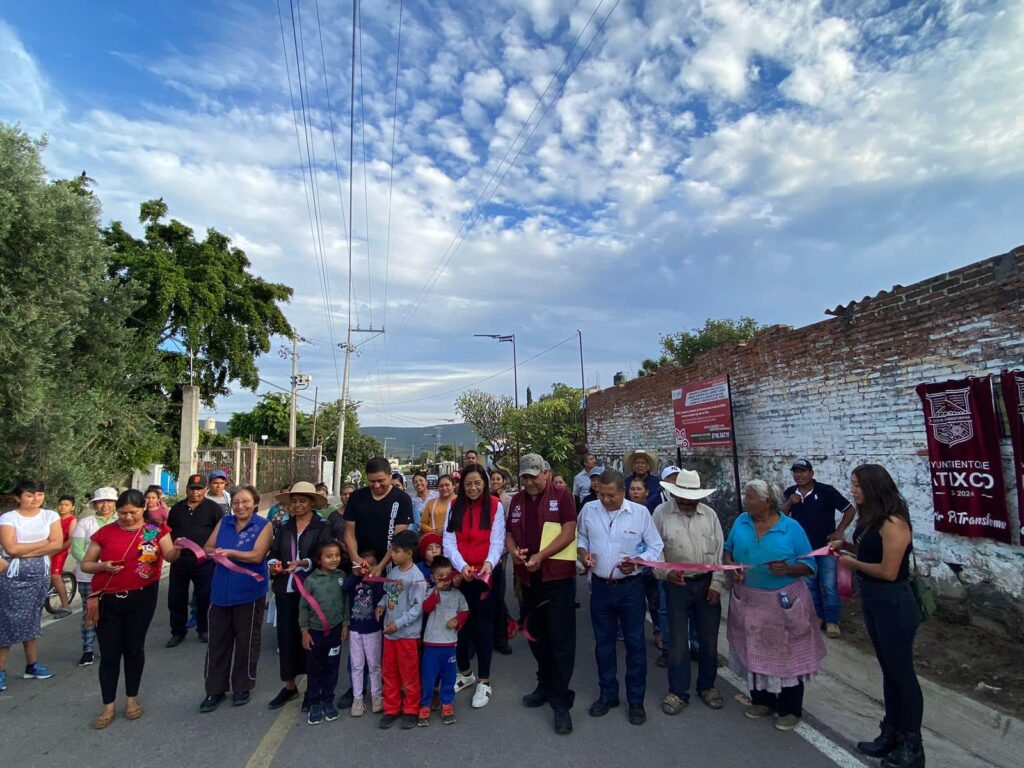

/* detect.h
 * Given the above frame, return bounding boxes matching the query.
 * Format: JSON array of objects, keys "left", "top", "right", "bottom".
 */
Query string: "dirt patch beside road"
[{"left": 839, "top": 599, "right": 1024, "bottom": 719}]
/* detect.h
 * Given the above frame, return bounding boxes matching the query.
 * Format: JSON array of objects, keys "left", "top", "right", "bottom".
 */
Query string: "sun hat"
[
  {"left": 660, "top": 469, "right": 716, "bottom": 501},
  {"left": 87, "top": 487, "right": 118, "bottom": 507},
  {"left": 276, "top": 481, "right": 329, "bottom": 510},
  {"left": 624, "top": 449, "right": 660, "bottom": 474}
]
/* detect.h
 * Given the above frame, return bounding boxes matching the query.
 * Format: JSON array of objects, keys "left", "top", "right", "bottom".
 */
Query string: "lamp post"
[{"left": 475, "top": 333, "right": 520, "bottom": 467}]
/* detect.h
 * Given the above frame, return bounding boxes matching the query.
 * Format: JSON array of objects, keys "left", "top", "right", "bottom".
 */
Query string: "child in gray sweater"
[{"left": 418, "top": 556, "right": 469, "bottom": 726}]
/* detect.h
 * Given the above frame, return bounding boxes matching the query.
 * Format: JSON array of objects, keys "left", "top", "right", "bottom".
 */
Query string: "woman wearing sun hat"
[{"left": 265, "top": 481, "right": 333, "bottom": 711}]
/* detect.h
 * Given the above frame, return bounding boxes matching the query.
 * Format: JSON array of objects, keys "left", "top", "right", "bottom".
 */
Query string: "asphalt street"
[{"left": 0, "top": 578, "right": 858, "bottom": 768}]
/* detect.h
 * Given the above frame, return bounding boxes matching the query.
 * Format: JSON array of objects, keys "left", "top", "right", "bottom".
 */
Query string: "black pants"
[
  {"left": 205, "top": 600, "right": 265, "bottom": 695},
  {"left": 642, "top": 571, "right": 661, "bottom": 630},
  {"left": 97, "top": 583, "right": 159, "bottom": 704},
  {"left": 306, "top": 624, "right": 343, "bottom": 705},
  {"left": 457, "top": 573, "right": 497, "bottom": 679},
  {"left": 861, "top": 579, "right": 923, "bottom": 733},
  {"left": 275, "top": 592, "right": 306, "bottom": 682},
  {"left": 751, "top": 681, "right": 804, "bottom": 717},
  {"left": 522, "top": 577, "right": 576, "bottom": 712},
  {"left": 664, "top": 575, "right": 721, "bottom": 699},
  {"left": 491, "top": 561, "right": 511, "bottom": 648},
  {"left": 168, "top": 555, "right": 213, "bottom": 636}
]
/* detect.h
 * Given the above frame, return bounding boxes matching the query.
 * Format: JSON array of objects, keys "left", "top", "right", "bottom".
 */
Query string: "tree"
[
  {"left": 102, "top": 199, "right": 294, "bottom": 403},
  {"left": 437, "top": 444, "right": 456, "bottom": 462},
  {"left": 501, "top": 383, "right": 585, "bottom": 479},
  {"left": 0, "top": 124, "right": 171, "bottom": 492},
  {"left": 640, "top": 317, "right": 763, "bottom": 375},
  {"left": 455, "top": 389, "right": 515, "bottom": 471},
  {"left": 226, "top": 393, "right": 304, "bottom": 445},
  {"left": 303, "top": 400, "right": 382, "bottom": 480}
]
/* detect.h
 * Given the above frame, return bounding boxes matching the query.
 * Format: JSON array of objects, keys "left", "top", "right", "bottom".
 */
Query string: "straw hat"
[
  {"left": 659, "top": 469, "right": 716, "bottom": 501},
  {"left": 624, "top": 449, "right": 660, "bottom": 474},
  {"left": 276, "top": 481, "right": 329, "bottom": 510}
]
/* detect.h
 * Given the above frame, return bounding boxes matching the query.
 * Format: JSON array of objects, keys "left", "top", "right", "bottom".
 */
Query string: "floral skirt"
[{"left": 0, "top": 557, "right": 49, "bottom": 646}]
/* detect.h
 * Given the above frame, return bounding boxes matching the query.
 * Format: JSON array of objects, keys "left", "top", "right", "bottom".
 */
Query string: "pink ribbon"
[
  {"left": 292, "top": 571, "right": 331, "bottom": 632},
  {"left": 174, "top": 537, "right": 265, "bottom": 582}
]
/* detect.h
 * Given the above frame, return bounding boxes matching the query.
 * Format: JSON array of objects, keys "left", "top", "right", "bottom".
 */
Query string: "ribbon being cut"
[{"left": 173, "top": 537, "right": 266, "bottom": 582}]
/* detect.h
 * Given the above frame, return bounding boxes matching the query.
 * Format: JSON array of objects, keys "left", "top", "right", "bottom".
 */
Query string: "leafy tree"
[
  {"left": 640, "top": 317, "right": 763, "bottom": 375},
  {"left": 437, "top": 444, "right": 457, "bottom": 462},
  {"left": 0, "top": 125, "right": 170, "bottom": 492},
  {"left": 226, "top": 393, "right": 303, "bottom": 445},
  {"left": 501, "top": 383, "right": 585, "bottom": 478},
  {"left": 454, "top": 390, "right": 514, "bottom": 467},
  {"left": 303, "top": 400, "right": 382, "bottom": 480},
  {"left": 198, "top": 431, "right": 233, "bottom": 448},
  {"left": 102, "top": 199, "right": 294, "bottom": 403}
]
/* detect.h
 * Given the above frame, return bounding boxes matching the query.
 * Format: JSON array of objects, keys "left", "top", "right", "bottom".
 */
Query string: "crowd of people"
[{"left": 0, "top": 450, "right": 925, "bottom": 767}]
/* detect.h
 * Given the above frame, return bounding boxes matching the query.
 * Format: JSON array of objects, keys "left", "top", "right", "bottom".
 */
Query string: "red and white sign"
[
  {"left": 916, "top": 376, "right": 1011, "bottom": 543},
  {"left": 672, "top": 375, "right": 734, "bottom": 448},
  {"left": 1000, "top": 370, "right": 1024, "bottom": 535}
]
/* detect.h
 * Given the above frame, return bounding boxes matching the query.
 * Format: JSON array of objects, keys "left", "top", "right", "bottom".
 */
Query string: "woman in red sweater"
[{"left": 442, "top": 464, "right": 506, "bottom": 710}]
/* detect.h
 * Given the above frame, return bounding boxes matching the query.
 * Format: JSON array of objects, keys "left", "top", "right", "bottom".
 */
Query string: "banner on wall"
[
  {"left": 1000, "top": 370, "right": 1024, "bottom": 534},
  {"left": 916, "top": 376, "right": 1011, "bottom": 543},
  {"left": 672, "top": 375, "right": 734, "bottom": 448}
]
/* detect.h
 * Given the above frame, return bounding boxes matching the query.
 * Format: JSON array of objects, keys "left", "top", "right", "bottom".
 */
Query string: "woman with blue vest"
[{"left": 199, "top": 485, "right": 272, "bottom": 713}]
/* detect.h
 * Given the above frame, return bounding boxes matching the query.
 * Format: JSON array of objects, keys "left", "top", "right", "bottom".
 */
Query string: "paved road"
[{"left": 1, "top": 579, "right": 857, "bottom": 768}]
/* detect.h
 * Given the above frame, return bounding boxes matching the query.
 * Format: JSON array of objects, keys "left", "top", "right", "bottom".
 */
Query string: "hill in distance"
[{"left": 362, "top": 423, "right": 479, "bottom": 459}]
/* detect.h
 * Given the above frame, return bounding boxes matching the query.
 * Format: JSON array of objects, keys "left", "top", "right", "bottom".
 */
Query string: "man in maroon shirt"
[{"left": 505, "top": 453, "right": 578, "bottom": 735}]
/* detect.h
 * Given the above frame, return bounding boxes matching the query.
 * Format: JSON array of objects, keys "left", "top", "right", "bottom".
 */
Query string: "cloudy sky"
[{"left": 2, "top": 0, "right": 1022, "bottom": 428}]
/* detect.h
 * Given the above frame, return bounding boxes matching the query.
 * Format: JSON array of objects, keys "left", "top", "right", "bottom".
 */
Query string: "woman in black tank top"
[{"left": 830, "top": 464, "right": 924, "bottom": 768}]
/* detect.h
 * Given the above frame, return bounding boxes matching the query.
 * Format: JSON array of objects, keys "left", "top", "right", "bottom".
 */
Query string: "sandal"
[
  {"left": 92, "top": 709, "right": 116, "bottom": 730},
  {"left": 699, "top": 688, "right": 724, "bottom": 709},
  {"left": 125, "top": 701, "right": 144, "bottom": 721}
]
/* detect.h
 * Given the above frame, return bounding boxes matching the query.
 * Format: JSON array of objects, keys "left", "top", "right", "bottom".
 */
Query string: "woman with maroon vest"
[
  {"left": 505, "top": 453, "right": 579, "bottom": 735},
  {"left": 442, "top": 463, "right": 506, "bottom": 710}
]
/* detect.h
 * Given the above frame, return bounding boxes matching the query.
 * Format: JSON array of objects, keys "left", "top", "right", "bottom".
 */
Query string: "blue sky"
[{"left": 2, "top": 0, "right": 1022, "bottom": 428}]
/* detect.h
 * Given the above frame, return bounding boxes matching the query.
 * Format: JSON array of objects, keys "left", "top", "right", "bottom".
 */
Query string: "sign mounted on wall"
[
  {"left": 999, "top": 370, "right": 1024, "bottom": 535},
  {"left": 672, "top": 375, "right": 734, "bottom": 448},
  {"left": 916, "top": 376, "right": 1011, "bottom": 543}
]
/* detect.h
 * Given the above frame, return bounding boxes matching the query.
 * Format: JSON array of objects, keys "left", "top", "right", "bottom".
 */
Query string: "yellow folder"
[{"left": 541, "top": 521, "right": 577, "bottom": 561}]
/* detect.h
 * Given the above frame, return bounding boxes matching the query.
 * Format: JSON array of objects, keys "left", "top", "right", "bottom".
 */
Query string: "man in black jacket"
[{"left": 166, "top": 473, "right": 224, "bottom": 646}]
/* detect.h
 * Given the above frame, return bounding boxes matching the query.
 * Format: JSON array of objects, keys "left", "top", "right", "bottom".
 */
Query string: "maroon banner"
[
  {"left": 916, "top": 376, "right": 1011, "bottom": 543},
  {"left": 672, "top": 375, "right": 734, "bottom": 448},
  {"left": 1000, "top": 371, "right": 1024, "bottom": 535}
]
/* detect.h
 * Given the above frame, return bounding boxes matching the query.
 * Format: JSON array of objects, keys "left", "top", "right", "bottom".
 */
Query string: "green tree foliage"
[
  {"left": 640, "top": 317, "right": 763, "bottom": 376},
  {"left": 0, "top": 125, "right": 170, "bottom": 492},
  {"left": 502, "top": 383, "right": 585, "bottom": 479},
  {"left": 227, "top": 393, "right": 297, "bottom": 445},
  {"left": 455, "top": 390, "right": 514, "bottom": 467},
  {"left": 102, "top": 199, "right": 294, "bottom": 403}
]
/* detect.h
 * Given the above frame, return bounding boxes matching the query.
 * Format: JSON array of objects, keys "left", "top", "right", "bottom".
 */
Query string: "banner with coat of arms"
[
  {"left": 916, "top": 376, "right": 1011, "bottom": 543},
  {"left": 999, "top": 371, "right": 1024, "bottom": 535}
]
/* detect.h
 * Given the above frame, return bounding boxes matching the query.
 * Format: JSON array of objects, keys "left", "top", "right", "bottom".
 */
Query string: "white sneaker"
[
  {"left": 350, "top": 698, "right": 365, "bottom": 717},
  {"left": 454, "top": 672, "right": 477, "bottom": 694},
  {"left": 371, "top": 696, "right": 384, "bottom": 714},
  {"left": 471, "top": 682, "right": 492, "bottom": 709}
]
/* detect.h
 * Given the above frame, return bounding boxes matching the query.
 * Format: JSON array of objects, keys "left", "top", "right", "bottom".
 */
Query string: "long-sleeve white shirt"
[
  {"left": 442, "top": 501, "right": 506, "bottom": 574},
  {"left": 652, "top": 499, "right": 726, "bottom": 593},
  {"left": 577, "top": 498, "right": 664, "bottom": 579}
]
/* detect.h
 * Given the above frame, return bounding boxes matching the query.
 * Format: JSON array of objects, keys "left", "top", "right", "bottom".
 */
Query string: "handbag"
[{"left": 909, "top": 549, "right": 936, "bottom": 621}]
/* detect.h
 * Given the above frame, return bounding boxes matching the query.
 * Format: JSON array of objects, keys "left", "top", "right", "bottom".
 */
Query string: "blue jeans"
[
  {"left": 590, "top": 576, "right": 647, "bottom": 705},
  {"left": 805, "top": 554, "right": 840, "bottom": 625},
  {"left": 664, "top": 576, "right": 720, "bottom": 700},
  {"left": 78, "top": 580, "right": 95, "bottom": 652}
]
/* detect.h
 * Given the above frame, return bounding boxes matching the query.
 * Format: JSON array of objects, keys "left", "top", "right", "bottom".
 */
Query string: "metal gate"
[{"left": 195, "top": 442, "right": 321, "bottom": 493}]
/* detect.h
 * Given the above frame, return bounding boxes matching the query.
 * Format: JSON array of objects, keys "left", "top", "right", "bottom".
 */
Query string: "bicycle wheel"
[{"left": 43, "top": 573, "right": 78, "bottom": 614}]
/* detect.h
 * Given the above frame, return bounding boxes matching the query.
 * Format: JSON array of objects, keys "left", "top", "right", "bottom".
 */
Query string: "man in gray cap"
[{"left": 505, "top": 453, "right": 578, "bottom": 735}]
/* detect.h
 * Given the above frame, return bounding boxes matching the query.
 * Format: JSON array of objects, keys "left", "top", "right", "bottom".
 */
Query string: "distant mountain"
[{"left": 362, "top": 423, "right": 480, "bottom": 459}]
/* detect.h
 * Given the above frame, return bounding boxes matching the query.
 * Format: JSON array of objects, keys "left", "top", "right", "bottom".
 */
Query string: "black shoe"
[
  {"left": 588, "top": 699, "right": 620, "bottom": 717},
  {"left": 301, "top": 692, "right": 311, "bottom": 713},
  {"left": 522, "top": 687, "right": 549, "bottom": 708},
  {"left": 857, "top": 721, "right": 899, "bottom": 758},
  {"left": 197, "top": 632, "right": 208, "bottom": 643},
  {"left": 628, "top": 704, "right": 647, "bottom": 725},
  {"left": 378, "top": 714, "right": 399, "bottom": 729},
  {"left": 401, "top": 713, "right": 418, "bottom": 730},
  {"left": 267, "top": 687, "right": 299, "bottom": 710},
  {"left": 166, "top": 634, "right": 186, "bottom": 648},
  {"left": 494, "top": 643, "right": 512, "bottom": 656},
  {"left": 881, "top": 732, "right": 925, "bottom": 768},
  {"left": 232, "top": 692, "right": 250, "bottom": 707},
  {"left": 336, "top": 687, "right": 354, "bottom": 709},
  {"left": 554, "top": 709, "right": 573, "bottom": 735},
  {"left": 78, "top": 651, "right": 95, "bottom": 667},
  {"left": 200, "top": 694, "right": 225, "bottom": 713},
  {"left": 655, "top": 653, "right": 668, "bottom": 668}
]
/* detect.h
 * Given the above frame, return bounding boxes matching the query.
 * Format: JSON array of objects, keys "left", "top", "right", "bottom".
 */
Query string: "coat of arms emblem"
[{"left": 925, "top": 387, "right": 974, "bottom": 447}]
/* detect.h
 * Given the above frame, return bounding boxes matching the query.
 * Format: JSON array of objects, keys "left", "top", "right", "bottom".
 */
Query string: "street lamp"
[{"left": 474, "top": 334, "right": 518, "bottom": 408}]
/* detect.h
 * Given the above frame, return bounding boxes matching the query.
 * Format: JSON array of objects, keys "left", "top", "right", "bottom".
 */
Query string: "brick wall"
[{"left": 587, "top": 246, "right": 1024, "bottom": 638}]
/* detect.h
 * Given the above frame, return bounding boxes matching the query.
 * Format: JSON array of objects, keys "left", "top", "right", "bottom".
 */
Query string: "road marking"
[
  {"left": 718, "top": 667, "right": 866, "bottom": 768},
  {"left": 244, "top": 699, "right": 299, "bottom": 768}
]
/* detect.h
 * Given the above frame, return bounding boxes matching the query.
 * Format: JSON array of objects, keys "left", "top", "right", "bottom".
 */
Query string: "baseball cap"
[
  {"left": 208, "top": 469, "right": 228, "bottom": 481},
  {"left": 791, "top": 458, "right": 813, "bottom": 471},
  {"left": 588, "top": 466, "right": 605, "bottom": 477},
  {"left": 661, "top": 465, "right": 681, "bottom": 480},
  {"left": 186, "top": 473, "right": 208, "bottom": 489},
  {"left": 519, "top": 453, "right": 545, "bottom": 477}
]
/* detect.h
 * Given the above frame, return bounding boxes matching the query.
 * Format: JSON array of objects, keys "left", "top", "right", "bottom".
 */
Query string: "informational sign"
[
  {"left": 916, "top": 376, "right": 1011, "bottom": 543},
  {"left": 1000, "top": 371, "right": 1024, "bottom": 535},
  {"left": 672, "top": 375, "right": 734, "bottom": 448}
]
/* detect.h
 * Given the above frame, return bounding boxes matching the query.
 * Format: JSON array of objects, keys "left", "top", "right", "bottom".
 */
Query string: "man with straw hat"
[
  {"left": 624, "top": 450, "right": 662, "bottom": 501},
  {"left": 652, "top": 469, "right": 726, "bottom": 715}
]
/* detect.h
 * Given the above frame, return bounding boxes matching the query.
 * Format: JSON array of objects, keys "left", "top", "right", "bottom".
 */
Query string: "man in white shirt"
[
  {"left": 571, "top": 453, "right": 597, "bottom": 504},
  {"left": 653, "top": 469, "right": 725, "bottom": 715},
  {"left": 577, "top": 469, "right": 663, "bottom": 726}
]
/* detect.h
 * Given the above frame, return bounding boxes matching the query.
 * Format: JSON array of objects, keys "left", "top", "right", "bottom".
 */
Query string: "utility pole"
[
  {"left": 578, "top": 329, "right": 586, "bottom": 443},
  {"left": 289, "top": 336, "right": 298, "bottom": 448},
  {"left": 333, "top": 326, "right": 384, "bottom": 494},
  {"left": 310, "top": 386, "right": 319, "bottom": 447}
]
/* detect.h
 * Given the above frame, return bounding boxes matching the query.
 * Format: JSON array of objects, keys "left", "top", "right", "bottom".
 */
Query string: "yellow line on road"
[{"left": 245, "top": 699, "right": 299, "bottom": 768}]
